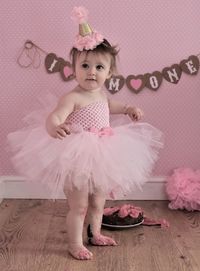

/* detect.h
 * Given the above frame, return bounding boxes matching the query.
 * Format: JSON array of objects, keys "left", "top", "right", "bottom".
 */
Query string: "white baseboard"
[{"left": 0, "top": 175, "right": 168, "bottom": 200}]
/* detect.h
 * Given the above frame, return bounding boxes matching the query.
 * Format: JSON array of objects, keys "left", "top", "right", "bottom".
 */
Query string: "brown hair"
[{"left": 70, "top": 39, "right": 119, "bottom": 75}]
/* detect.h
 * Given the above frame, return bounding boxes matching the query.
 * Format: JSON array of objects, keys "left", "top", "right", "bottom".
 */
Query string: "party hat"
[
  {"left": 79, "top": 23, "right": 92, "bottom": 37},
  {"left": 71, "top": 6, "right": 104, "bottom": 51}
]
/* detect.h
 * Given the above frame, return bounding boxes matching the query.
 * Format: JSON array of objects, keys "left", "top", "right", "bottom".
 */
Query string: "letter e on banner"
[{"left": 180, "top": 55, "right": 199, "bottom": 75}]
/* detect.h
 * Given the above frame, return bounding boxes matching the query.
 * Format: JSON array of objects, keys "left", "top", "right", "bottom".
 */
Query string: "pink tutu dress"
[{"left": 7, "top": 95, "right": 163, "bottom": 199}]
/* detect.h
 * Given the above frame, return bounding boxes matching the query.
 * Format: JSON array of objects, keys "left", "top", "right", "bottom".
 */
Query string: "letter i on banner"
[
  {"left": 45, "top": 53, "right": 62, "bottom": 73},
  {"left": 45, "top": 53, "right": 74, "bottom": 81}
]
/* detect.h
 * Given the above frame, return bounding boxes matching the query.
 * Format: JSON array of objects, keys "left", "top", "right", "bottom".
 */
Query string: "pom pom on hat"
[{"left": 71, "top": 6, "right": 89, "bottom": 24}]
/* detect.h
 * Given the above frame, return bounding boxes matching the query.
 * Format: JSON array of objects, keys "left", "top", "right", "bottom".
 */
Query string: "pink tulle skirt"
[{"left": 7, "top": 94, "right": 164, "bottom": 199}]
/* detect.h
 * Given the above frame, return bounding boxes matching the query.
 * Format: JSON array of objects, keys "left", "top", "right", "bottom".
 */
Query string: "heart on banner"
[
  {"left": 180, "top": 55, "right": 199, "bottom": 75},
  {"left": 126, "top": 75, "right": 146, "bottom": 93},
  {"left": 60, "top": 62, "right": 74, "bottom": 81}
]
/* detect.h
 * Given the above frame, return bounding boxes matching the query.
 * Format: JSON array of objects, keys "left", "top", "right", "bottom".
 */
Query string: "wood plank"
[
  {"left": 0, "top": 199, "right": 53, "bottom": 271},
  {"left": 0, "top": 199, "right": 199, "bottom": 271},
  {"left": 0, "top": 199, "right": 18, "bottom": 230}
]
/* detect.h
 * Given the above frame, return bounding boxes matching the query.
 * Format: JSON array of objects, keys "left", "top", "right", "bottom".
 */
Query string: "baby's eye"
[
  {"left": 96, "top": 65, "right": 104, "bottom": 70},
  {"left": 81, "top": 63, "right": 89, "bottom": 69}
]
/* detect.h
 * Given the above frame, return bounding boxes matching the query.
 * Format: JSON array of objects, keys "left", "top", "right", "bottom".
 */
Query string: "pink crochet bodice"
[{"left": 66, "top": 101, "right": 110, "bottom": 130}]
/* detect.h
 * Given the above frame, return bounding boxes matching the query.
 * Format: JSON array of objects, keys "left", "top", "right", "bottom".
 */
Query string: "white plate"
[{"left": 102, "top": 219, "right": 144, "bottom": 229}]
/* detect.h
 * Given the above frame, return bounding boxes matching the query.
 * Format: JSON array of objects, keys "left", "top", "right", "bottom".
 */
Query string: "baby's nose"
[{"left": 88, "top": 66, "right": 96, "bottom": 75}]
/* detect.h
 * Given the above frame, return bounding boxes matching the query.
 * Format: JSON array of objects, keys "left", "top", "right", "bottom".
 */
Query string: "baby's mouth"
[{"left": 86, "top": 78, "right": 96, "bottom": 81}]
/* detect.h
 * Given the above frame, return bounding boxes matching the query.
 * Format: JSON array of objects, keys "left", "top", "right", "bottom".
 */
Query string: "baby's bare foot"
[
  {"left": 89, "top": 234, "right": 117, "bottom": 246},
  {"left": 68, "top": 245, "right": 93, "bottom": 260}
]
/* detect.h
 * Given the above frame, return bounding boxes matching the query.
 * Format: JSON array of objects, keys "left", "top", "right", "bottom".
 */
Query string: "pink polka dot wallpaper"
[{"left": 1, "top": 0, "right": 200, "bottom": 176}]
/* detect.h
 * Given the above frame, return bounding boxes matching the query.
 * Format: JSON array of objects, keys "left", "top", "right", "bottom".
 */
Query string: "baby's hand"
[
  {"left": 126, "top": 106, "right": 144, "bottom": 122},
  {"left": 55, "top": 123, "right": 71, "bottom": 140}
]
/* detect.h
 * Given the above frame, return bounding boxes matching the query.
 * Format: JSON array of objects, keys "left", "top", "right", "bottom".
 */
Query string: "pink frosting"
[
  {"left": 103, "top": 204, "right": 170, "bottom": 229},
  {"left": 103, "top": 204, "right": 142, "bottom": 218}
]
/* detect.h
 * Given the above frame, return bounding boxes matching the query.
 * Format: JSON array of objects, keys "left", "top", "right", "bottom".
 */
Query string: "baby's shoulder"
[{"left": 59, "top": 90, "right": 80, "bottom": 104}]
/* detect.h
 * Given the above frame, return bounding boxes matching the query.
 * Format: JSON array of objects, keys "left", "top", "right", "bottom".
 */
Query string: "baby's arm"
[
  {"left": 46, "top": 93, "right": 75, "bottom": 139},
  {"left": 108, "top": 99, "right": 144, "bottom": 121}
]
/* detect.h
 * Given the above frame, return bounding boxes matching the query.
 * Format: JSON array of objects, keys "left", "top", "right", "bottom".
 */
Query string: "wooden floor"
[{"left": 0, "top": 199, "right": 199, "bottom": 271}]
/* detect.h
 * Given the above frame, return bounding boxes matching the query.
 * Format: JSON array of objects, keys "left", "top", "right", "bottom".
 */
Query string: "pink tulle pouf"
[{"left": 166, "top": 168, "right": 200, "bottom": 211}]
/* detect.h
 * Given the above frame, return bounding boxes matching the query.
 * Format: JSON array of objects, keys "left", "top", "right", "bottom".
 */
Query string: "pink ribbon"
[
  {"left": 89, "top": 126, "right": 114, "bottom": 137},
  {"left": 143, "top": 217, "right": 170, "bottom": 229}
]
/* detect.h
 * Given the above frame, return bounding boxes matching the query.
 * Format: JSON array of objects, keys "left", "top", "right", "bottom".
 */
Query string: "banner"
[{"left": 18, "top": 41, "right": 200, "bottom": 94}]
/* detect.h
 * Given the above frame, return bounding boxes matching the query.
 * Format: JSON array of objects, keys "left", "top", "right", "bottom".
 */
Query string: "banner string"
[
  {"left": 17, "top": 40, "right": 200, "bottom": 70},
  {"left": 17, "top": 40, "right": 48, "bottom": 69}
]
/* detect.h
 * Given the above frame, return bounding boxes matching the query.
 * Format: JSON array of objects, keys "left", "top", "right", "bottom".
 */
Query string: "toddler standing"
[{"left": 8, "top": 7, "right": 163, "bottom": 260}]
